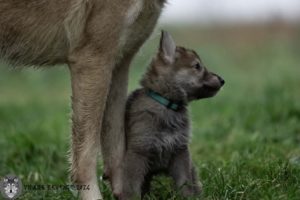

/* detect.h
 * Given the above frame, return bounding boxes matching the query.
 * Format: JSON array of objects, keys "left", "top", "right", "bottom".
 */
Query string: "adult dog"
[{"left": 0, "top": 0, "right": 167, "bottom": 199}]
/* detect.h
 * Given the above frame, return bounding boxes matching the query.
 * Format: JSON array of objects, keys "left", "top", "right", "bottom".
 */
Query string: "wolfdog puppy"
[{"left": 115, "top": 31, "right": 225, "bottom": 199}]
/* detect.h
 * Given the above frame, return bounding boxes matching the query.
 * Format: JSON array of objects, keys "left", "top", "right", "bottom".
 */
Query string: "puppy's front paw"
[{"left": 181, "top": 182, "right": 202, "bottom": 197}]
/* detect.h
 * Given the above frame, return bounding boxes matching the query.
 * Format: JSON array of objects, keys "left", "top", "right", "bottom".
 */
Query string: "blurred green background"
[{"left": 0, "top": 23, "right": 300, "bottom": 199}]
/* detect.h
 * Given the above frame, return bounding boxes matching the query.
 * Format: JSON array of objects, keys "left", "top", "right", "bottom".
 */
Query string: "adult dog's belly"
[
  {"left": 0, "top": 0, "right": 70, "bottom": 66},
  {"left": 0, "top": 0, "right": 164, "bottom": 67},
  {"left": 116, "top": 0, "right": 163, "bottom": 63}
]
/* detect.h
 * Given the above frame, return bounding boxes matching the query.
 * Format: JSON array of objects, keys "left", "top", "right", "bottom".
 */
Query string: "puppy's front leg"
[
  {"left": 116, "top": 151, "right": 148, "bottom": 200},
  {"left": 169, "top": 148, "right": 202, "bottom": 197},
  {"left": 68, "top": 45, "right": 115, "bottom": 200}
]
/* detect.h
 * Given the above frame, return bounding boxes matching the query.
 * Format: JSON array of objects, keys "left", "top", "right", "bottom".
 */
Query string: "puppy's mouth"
[
  {"left": 192, "top": 85, "right": 220, "bottom": 100},
  {"left": 203, "top": 84, "right": 221, "bottom": 92}
]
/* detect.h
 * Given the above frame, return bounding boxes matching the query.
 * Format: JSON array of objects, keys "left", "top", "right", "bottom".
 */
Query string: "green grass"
[{"left": 0, "top": 26, "right": 300, "bottom": 199}]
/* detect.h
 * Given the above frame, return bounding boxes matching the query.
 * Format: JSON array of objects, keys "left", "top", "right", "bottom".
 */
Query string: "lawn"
[{"left": 0, "top": 25, "right": 300, "bottom": 199}]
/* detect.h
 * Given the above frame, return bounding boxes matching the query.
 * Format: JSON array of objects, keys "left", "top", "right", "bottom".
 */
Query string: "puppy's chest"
[
  {"left": 149, "top": 110, "right": 190, "bottom": 152},
  {"left": 150, "top": 123, "right": 190, "bottom": 169},
  {"left": 157, "top": 120, "right": 190, "bottom": 148}
]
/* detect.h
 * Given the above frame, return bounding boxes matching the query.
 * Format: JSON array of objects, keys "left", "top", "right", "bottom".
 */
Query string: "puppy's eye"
[{"left": 194, "top": 63, "right": 201, "bottom": 70}]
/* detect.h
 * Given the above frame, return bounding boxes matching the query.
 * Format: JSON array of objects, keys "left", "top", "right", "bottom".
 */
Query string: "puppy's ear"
[{"left": 159, "top": 31, "right": 176, "bottom": 64}]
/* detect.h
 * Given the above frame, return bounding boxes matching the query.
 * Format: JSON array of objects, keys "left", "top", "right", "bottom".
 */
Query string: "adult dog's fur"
[
  {"left": 0, "top": 0, "right": 167, "bottom": 199},
  {"left": 116, "top": 32, "right": 224, "bottom": 199}
]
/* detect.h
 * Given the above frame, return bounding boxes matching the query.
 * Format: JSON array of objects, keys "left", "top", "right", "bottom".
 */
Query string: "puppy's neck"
[{"left": 140, "top": 73, "right": 188, "bottom": 106}]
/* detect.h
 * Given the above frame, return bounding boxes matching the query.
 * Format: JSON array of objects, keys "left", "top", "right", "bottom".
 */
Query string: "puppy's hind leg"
[{"left": 169, "top": 148, "right": 202, "bottom": 198}]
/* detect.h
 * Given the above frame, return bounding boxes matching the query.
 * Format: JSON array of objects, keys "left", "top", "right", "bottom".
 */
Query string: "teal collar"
[{"left": 146, "top": 90, "right": 182, "bottom": 111}]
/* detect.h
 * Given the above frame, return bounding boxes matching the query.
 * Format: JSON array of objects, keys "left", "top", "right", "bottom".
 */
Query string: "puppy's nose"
[{"left": 218, "top": 76, "right": 225, "bottom": 86}]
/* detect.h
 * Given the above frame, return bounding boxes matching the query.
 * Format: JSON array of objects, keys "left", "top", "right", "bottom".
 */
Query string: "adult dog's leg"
[
  {"left": 69, "top": 45, "right": 115, "bottom": 200},
  {"left": 101, "top": 56, "right": 132, "bottom": 192}
]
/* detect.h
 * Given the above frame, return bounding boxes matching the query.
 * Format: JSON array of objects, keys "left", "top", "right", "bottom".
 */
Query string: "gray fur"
[{"left": 115, "top": 32, "right": 225, "bottom": 199}]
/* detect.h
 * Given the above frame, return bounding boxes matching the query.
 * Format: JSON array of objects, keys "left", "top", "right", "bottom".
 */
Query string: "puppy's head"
[{"left": 148, "top": 31, "right": 224, "bottom": 101}]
